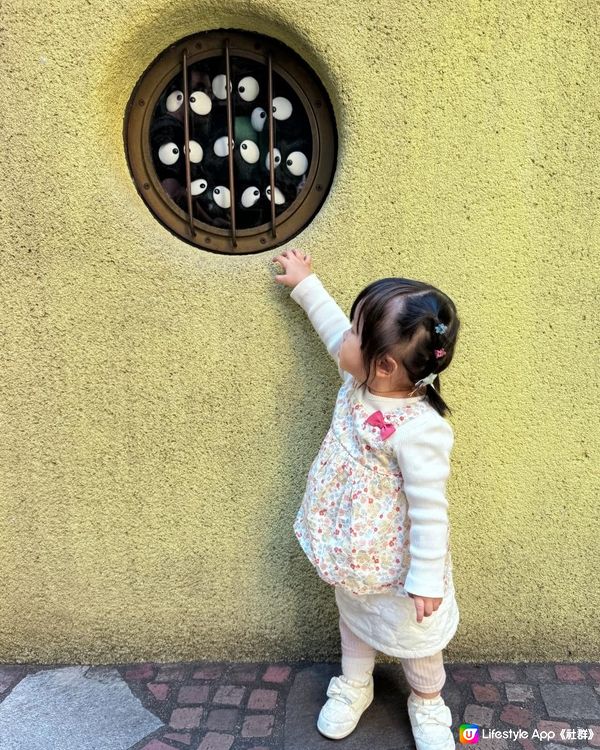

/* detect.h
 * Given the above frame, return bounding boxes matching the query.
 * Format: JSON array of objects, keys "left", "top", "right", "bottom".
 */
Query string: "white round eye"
[
  {"left": 237, "top": 76, "right": 259, "bottom": 102},
  {"left": 166, "top": 90, "right": 184, "bottom": 112},
  {"left": 265, "top": 148, "right": 281, "bottom": 170},
  {"left": 191, "top": 179, "right": 207, "bottom": 196},
  {"left": 183, "top": 140, "right": 203, "bottom": 163},
  {"left": 285, "top": 151, "right": 309, "bottom": 176},
  {"left": 213, "top": 136, "right": 234, "bottom": 157},
  {"left": 213, "top": 186, "right": 231, "bottom": 209},
  {"left": 189, "top": 90, "right": 212, "bottom": 115},
  {"left": 240, "top": 140, "right": 260, "bottom": 164},
  {"left": 212, "top": 74, "right": 232, "bottom": 100},
  {"left": 265, "top": 185, "right": 285, "bottom": 205},
  {"left": 241, "top": 186, "right": 261, "bottom": 208},
  {"left": 251, "top": 107, "right": 267, "bottom": 132},
  {"left": 158, "top": 142, "right": 180, "bottom": 165},
  {"left": 272, "top": 96, "right": 292, "bottom": 120}
]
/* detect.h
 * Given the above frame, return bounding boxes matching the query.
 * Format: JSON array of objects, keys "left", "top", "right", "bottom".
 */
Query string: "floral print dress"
[{"left": 293, "top": 373, "right": 453, "bottom": 599}]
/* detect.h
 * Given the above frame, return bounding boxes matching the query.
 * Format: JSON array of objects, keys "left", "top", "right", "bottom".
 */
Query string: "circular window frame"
[{"left": 124, "top": 29, "right": 338, "bottom": 255}]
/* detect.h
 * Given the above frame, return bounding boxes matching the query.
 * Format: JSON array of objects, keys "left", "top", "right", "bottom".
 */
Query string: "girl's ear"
[{"left": 376, "top": 354, "right": 398, "bottom": 376}]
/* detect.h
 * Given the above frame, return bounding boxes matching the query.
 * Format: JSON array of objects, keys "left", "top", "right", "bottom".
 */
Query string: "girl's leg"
[
  {"left": 399, "top": 651, "right": 446, "bottom": 697},
  {"left": 338, "top": 616, "right": 376, "bottom": 684}
]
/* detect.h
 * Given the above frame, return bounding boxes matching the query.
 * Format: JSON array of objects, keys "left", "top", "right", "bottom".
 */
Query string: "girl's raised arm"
[
  {"left": 289, "top": 273, "right": 351, "bottom": 381},
  {"left": 273, "top": 249, "right": 351, "bottom": 381}
]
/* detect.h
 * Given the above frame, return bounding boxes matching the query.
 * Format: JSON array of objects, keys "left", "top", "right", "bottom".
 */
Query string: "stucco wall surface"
[{"left": 1, "top": 0, "right": 598, "bottom": 663}]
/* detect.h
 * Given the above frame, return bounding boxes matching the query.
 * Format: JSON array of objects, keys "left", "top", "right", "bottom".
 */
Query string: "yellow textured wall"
[{"left": 1, "top": 0, "right": 598, "bottom": 664}]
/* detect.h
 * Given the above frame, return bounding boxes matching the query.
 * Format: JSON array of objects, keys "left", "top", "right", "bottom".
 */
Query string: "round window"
[{"left": 124, "top": 29, "right": 337, "bottom": 254}]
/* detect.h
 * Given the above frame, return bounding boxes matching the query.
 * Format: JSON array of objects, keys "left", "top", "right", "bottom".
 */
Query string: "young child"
[{"left": 272, "top": 249, "right": 461, "bottom": 750}]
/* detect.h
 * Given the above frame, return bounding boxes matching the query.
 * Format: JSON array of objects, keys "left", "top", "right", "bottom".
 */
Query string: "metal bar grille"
[
  {"left": 267, "top": 52, "right": 277, "bottom": 238},
  {"left": 225, "top": 39, "right": 238, "bottom": 248},
  {"left": 181, "top": 49, "right": 196, "bottom": 238}
]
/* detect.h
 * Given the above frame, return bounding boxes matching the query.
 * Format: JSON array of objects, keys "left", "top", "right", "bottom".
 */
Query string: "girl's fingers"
[{"left": 413, "top": 598, "right": 425, "bottom": 623}]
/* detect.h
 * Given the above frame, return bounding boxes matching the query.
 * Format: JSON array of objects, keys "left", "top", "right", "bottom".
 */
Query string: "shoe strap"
[
  {"left": 413, "top": 703, "right": 451, "bottom": 728},
  {"left": 326, "top": 675, "right": 367, "bottom": 705}
]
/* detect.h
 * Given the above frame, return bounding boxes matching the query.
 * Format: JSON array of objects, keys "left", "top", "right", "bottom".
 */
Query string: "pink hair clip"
[{"left": 434, "top": 348, "right": 446, "bottom": 359}]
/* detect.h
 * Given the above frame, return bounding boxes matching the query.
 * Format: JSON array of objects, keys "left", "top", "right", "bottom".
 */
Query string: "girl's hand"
[
  {"left": 272, "top": 248, "right": 313, "bottom": 289},
  {"left": 408, "top": 593, "right": 443, "bottom": 623}
]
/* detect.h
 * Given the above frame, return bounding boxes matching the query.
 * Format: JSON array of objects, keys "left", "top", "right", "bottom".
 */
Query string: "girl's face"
[{"left": 338, "top": 302, "right": 368, "bottom": 382}]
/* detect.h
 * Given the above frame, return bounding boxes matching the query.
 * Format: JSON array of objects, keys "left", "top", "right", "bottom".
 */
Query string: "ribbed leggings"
[{"left": 339, "top": 615, "right": 446, "bottom": 693}]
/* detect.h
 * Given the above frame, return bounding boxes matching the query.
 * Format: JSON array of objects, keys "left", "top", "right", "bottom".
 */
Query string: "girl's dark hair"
[{"left": 349, "top": 278, "right": 460, "bottom": 417}]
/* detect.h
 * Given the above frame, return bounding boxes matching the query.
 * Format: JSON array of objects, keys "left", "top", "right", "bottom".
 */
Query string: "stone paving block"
[
  {"left": 525, "top": 665, "right": 556, "bottom": 683},
  {"left": 213, "top": 685, "right": 245, "bottom": 706},
  {"left": 285, "top": 663, "right": 416, "bottom": 749},
  {"left": 156, "top": 665, "right": 186, "bottom": 682},
  {"left": 588, "top": 726, "right": 600, "bottom": 747},
  {"left": 197, "top": 732, "right": 234, "bottom": 750},
  {"left": 500, "top": 704, "right": 533, "bottom": 728},
  {"left": 124, "top": 663, "right": 155, "bottom": 681},
  {"left": 163, "top": 732, "right": 193, "bottom": 745},
  {"left": 248, "top": 688, "right": 278, "bottom": 710},
  {"left": 177, "top": 684, "right": 210, "bottom": 704},
  {"left": 545, "top": 745, "right": 575, "bottom": 750},
  {"left": 451, "top": 665, "right": 490, "bottom": 683},
  {"left": 589, "top": 669, "right": 600, "bottom": 683},
  {"left": 464, "top": 703, "right": 495, "bottom": 727},
  {"left": 205, "top": 708, "right": 239, "bottom": 731},
  {"left": 505, "top": 683, "right": 535, "bottom": 703},
  {"left": 148, "top": 683, "right": 169, "bottom": 701},
  {"left": 556, "top": 665, "right": 586, "bottom": 682},
  {"left": 489, "top": 665, "right": 518, "bottom": 682},
  {"left": 194, "top": 665, "right": 225, "bottom": 680},
  {"left": 473, "top": 683, "right": 502, "bottom": 703},
  {"left": 228, "top": 664, "right": 259, "bottom": 682},
  {"left": 262, "top": 665, "right": 292, "bottom": 683},
  {"left": 536, "top": 719, "right": 571, "bottom": 735},
  {"left": 140, "top": 741, "right": 175, "bottom": 750},
  {"left": 0, "top": 669, "right": 24, "bottom": 695},
  {"left": 241, "top": 714, "right": 275, "bottom": 737},
  {"left": 541, "top": 684, "right": 600, "bottom": 720},
  {"left": 0, "top": 666, "right": 163, "bottom": 750},
  {"left": 169, "top": 706, "right": 204, "bottom": 729}
]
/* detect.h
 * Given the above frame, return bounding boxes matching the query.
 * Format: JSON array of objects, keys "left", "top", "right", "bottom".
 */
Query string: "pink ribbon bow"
[{"left": 364, "top": 410, "right": 396, "bottom": 440}]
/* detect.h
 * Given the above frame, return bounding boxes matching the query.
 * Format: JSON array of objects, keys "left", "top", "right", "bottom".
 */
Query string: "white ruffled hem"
[{"left": 335, "top": 581, "right": 459, "bottom": 659}]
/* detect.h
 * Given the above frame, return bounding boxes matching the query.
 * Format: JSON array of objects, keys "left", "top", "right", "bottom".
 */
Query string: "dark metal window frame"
[{"left": 124, "top": 29, "right": 337, "bottom": 255}]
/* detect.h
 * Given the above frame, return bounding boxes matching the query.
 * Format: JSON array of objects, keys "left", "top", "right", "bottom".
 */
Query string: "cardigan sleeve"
[
  {"left": 395, "top": 412, "right": 455, "bottom": 599},
  {"left": 289, "top": 273, "right": 352, "bottom": 381}
]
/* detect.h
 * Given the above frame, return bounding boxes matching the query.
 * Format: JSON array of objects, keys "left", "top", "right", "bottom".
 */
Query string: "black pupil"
[
  {"left": 239, "top": 86, "right": 245, "bottom": 92},
  {"left": 287, "top": 159, "right": 292, "bottom": 165},
  {"left": 254, "top": 190, "right": 259, "bottom": 196}
]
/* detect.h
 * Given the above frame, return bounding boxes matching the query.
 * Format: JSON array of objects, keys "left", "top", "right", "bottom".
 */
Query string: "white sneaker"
[
  {"left": 316, "top": 674, "right": 374, "bottom": 739},
  {"left": 407, "top": 690, "right": 455, "bottom": 750}
]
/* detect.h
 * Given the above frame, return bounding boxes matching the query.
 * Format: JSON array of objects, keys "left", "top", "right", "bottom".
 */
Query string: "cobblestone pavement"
[{"left": 0, "top": 661, "right": 598, "bottom": 749}]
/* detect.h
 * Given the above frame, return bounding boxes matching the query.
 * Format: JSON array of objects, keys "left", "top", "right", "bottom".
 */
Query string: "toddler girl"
[{"left": 273, "top": 249, "right": 461, "bottom": 750}]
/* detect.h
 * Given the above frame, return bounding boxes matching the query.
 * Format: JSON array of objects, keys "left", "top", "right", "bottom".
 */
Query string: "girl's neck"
[{"left": 366, "top": 384, "right": 424, "bottom": 399}]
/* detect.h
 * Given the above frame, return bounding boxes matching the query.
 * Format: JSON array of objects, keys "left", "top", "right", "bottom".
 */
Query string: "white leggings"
[{"left": 339, "top": 616, "right": 447, "bottom": 693}]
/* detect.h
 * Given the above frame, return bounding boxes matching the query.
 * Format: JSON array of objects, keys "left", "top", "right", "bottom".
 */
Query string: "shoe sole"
[{"left": 316, "top": 692, "right": 374, "bottom": 740}]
